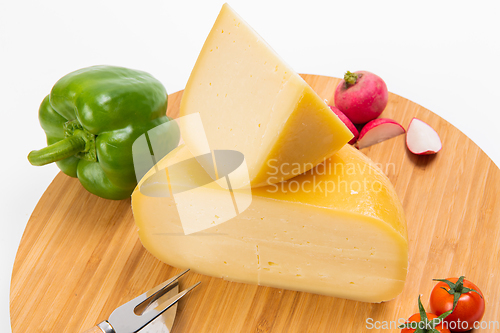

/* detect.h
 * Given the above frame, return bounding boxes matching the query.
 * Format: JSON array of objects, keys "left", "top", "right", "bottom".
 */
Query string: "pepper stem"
[
  {"left": 344, "top": 71, "right": 359, "bottom": 86},
  {"left": 28, "top": 130, "right": 87, "bottom": 166}
]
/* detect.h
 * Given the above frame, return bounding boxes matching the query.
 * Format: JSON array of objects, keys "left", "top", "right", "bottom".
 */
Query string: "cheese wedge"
[
  {"left": 179, "top": 3, "right": 353, "bottom": 188},
  {"left": 131, "top": 144, "right": 408, "bottom": 303}
]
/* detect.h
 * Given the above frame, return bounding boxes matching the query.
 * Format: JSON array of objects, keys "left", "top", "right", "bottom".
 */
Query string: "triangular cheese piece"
[{"left": 179, "top": 3, "right": 353, "bottom": 187}]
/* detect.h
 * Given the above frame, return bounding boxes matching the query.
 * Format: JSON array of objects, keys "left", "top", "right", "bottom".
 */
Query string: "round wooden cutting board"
[{"left": 10, "top": 74, "right": 500, "bottom": 332}]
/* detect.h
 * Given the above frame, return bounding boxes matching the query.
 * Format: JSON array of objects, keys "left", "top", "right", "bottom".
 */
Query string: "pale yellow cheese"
[
  {"left": 179, "top": 3, "right": 353, "bottom": 188},
  {"left": 132, "top": 144, "right": 408, "bottom": 303}
]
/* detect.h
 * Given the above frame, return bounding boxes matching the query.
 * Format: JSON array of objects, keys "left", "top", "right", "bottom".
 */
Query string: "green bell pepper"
[{"left": 28, "top": 65, "right": 179, "bottom": 200}]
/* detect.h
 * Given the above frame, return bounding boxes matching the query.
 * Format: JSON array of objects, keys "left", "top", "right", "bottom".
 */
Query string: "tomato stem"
[
  {"left": 432, "top": 275, "right": 482, "bottom": 312},
  {"left": 399, "top": 295, "right": 451, "bottom": 332}
]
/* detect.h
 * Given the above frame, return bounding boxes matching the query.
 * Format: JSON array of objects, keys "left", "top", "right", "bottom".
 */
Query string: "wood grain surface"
[
  {"left": 81, "top": 326, "right": 104, "bottom": 333},
  {"left": 10, "top": 74, "right": 500, "bottom": 332}
]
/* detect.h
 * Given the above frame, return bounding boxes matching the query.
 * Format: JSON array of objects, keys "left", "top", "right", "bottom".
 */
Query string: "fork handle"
[{"left": 82, "top": 321, "right": 115, "bottom": 333}]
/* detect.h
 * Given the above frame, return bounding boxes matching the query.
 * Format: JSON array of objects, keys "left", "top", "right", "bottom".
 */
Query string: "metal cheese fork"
[{"left": 83, "top": 269, "right": 200, "bottom": 333}]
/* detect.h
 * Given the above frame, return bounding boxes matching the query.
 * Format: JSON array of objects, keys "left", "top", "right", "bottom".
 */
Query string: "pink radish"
[
  {"left": 355, "top": 118, "right": 405, "bottom": 149},
  {"left": 334, "top": 71, "right": 389, "bottom": 124},
  {"left": 329, "top": 105, "right": 359, "bottom": 144},
  {"left": 406, "top": 118, "right": 442, "bottom": 154}
]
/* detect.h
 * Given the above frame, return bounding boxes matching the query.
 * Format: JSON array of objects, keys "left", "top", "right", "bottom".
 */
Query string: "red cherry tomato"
[
  {"left": 430, "top": 277, "right": 485, "bottom": 332},
  {"left": 401, "top": 313, "right": 450, "bottom": 333}
]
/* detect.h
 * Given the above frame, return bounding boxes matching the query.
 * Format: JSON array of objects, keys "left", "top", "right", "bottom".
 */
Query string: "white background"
[{"left": 1, "top": 0, "right": 499, "bottom": 331}]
